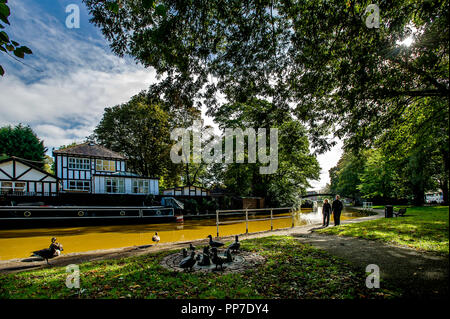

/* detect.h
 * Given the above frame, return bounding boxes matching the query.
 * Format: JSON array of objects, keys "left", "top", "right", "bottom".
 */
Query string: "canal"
[{"left": 0, "top": 207, "right": 364, "bottom": 260}]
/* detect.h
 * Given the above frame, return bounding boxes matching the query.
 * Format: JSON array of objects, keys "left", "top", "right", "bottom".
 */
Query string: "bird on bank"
[
  {"left": 152, "top": 232, "right": 160, "bottom": 245},
  {"left": 179, "top": 251, "right": 196, "bottom": 271},
  {"left": 189, "top": 243, "right": 196, "bottom": 251},
  {"left": 31, "top": 238, "right": 64, "bottom": 265},
  {"left": 228, "top": 235, "right": 240, "bottom": 252},
  {"left": 181, "top": 248, "right": 188, "bottom": 258},
  {"left": 211, "top": 247, "right": 226, "bottom": 270},
  {"left": 207, "top": 235, "right": 224, "bottom": 248}
]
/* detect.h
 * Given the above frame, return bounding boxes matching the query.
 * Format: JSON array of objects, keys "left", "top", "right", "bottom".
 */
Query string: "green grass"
[
  {"left": 319, "top": 206, "right": 449, "bottom": 254},
  {"left": 372, "top": 205, "right": 411, "bottom": 210},
  {"left": 0, "top": 236, "right": 401, "bottom": 299}
]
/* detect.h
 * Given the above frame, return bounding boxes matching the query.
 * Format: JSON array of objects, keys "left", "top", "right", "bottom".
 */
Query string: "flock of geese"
[
  {"left": 29, "top": 232, "right": 240, "bottom": 271},
  {"left": 179, "top": 235, "right": 241, "bottom": 271}
]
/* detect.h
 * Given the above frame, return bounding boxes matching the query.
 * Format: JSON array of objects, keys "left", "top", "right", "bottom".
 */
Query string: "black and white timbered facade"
[
  {"left": 0, "top": 157, "right": 58, "bottom": 196},
  {"left": 53, "top": 142, "right": 159, "bottom": 195}
]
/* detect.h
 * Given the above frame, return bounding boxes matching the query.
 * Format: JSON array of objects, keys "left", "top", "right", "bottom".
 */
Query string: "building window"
[
  {"left": 106, "top": 178, "right": 125, "bottom": 193},
  {"left": 0, "top": 181, "right": 26, "bottom": 193},
  {"left": 68, "top": 157, "right": 90, "bottom": 170},
  {"left": 68, "top": 181, "right": 90, "bottom": 192},
  {"left": 96, "top": 159, "right": 115, "bottom": 172},
  {"left": 132, "top": 180, "right": 149, "bottom": 194}
]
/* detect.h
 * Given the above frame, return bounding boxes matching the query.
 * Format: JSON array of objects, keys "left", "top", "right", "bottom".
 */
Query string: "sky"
[{"left": 0, "top": 0, "right": 342, "bottom": 190}]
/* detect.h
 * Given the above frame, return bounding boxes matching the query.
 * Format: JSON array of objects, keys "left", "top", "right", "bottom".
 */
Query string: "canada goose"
[
  {"left": 228, "top": 235, "right": 240, "bottom": 252},
  {"left": 189, "top": 243, "right": 196, "bottom": 251},
  {"left": 207, "top": 235, "right": 224, "bottom": 248},
  {"left": 152, "top": 232, "right": 160, "bottom": 244},
  {"left": 181, "top": 248, "right": 188, "bottom": 257},
  {"left": 179, "top": 251, "right": 196, "bottom": 271},
  {"left": 211, "top": 247, "right": 226, "bottom": 270},
  {"left": 31, "top": 241, "right": 63, "bottom": 265}
]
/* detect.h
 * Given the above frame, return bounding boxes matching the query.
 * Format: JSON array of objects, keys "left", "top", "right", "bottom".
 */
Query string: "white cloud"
[{"left": 0, "top": 1, "right": 158, "bottom": 153}]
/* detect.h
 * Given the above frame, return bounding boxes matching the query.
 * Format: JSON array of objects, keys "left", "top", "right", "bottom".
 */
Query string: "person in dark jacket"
[
  {"left": 322, "top": 199, "right": 332, "bottom": 227},
  {"left": 331, "top": 195, "right": 344, "bottom": 226}
]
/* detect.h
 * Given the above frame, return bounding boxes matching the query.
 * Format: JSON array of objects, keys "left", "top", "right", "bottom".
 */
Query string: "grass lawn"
[
  {"left": 318, "top": 206, "right": 449, "bottom": 254},
  {"left": 0, "top": 236, "right": 400, "bottom": 299}
]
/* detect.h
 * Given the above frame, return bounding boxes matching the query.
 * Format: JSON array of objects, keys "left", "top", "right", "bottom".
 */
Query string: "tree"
[
  {"left": 0, "top": 124, "right": 46, "bottom": 167},
  {"left": 329, "top": 150, "right": 366, "bottom": 201},
  {"left": 94, "top": 94, "right": 175, "bottom": 182},
  {"left": 211, "top": 98, "right": 320, "bottom": 206},
  {"left": 0, "top": 0, "right": 32, "bottom": 76},
  {"left": 83, "top": 0, "right": 448, "bottom": 152},
  {"left": 357, "top": 149, "right": 398, "bottom": 201}
]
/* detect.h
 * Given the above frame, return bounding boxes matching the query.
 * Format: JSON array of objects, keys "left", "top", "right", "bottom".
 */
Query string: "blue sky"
[
  {"left": 0, "top": 1, "right": 341, "bottom": 190},
  {"left": 0, "top": 0, "right": 157, "bottom": 149}
]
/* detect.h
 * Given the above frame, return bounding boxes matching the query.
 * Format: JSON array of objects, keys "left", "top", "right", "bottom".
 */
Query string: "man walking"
[{"left": 332, "top": 195, "right": 343, "bottom": 226}]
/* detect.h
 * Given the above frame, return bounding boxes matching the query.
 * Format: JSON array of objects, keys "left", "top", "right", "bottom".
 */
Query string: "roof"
[
  {"left": 53, "top": 142, "right": 126, "bottom": 160},
  {"left": 0, "top": 156, "right": 58, "bottom": 180}
]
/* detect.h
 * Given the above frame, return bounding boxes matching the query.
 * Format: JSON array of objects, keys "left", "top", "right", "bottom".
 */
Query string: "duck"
[
  {"left": 181, "top": 248, "right": 188, "bottom": 258},
  {"left": 207, "top": 234, "right": 224, "bottom": 248},
  {"left": 31, "top": 240, "right": 63, "bottom": 265},
  {"left": 189, "top": 243, "right": 196, "bottom": 251},
  {"left": 152, "top": 232, "right": 160, "bottom": 245},
  {"left": 179, "top": 251, "right": 196, "bottom": 271},
  {"left": 228, "top": 235, "right": 240, "bottom": 252},
  {"left": 211, "top": 247, "right": 227, "bottom": 270}
]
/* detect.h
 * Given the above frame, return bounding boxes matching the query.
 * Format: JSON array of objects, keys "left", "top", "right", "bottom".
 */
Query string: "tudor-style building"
[
  {"left": 0, "top": 157, "right": 59, "bottom": 196},
  {"left": 53, "top": 142, "right": 159, "bottom": 195}
]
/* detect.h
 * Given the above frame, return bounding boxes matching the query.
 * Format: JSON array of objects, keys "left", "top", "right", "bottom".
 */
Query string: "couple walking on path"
[{"left": 322, "top": 195, "right": 344, "bottom": 227}]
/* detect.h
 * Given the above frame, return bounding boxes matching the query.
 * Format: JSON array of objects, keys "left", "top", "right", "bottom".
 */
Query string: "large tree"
[
  {"left": 0, "top": 124, "right": 46, "bottom": 167},
  {"left": 94, "top": 94, "right": 177, "bottom": 184},
  {"left": 211, "top": 98, "right": 320, "bottom": 206},
  {"left": 83, "top": 0, "right": 448, "bottom": 152}
]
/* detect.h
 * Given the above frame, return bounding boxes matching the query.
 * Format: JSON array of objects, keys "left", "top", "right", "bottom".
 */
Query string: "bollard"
[
  {"left": 245, "top": 209, "right": 249, "bottom": 234},
  {"left": 216, "top": 210, "right": 220, "bottom": 237},
  {"left": 270, "top": 209, "right": 273, "bottom": 230}
]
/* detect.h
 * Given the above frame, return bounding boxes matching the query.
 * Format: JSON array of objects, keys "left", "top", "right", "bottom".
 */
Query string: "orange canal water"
[{"left": 0, "top": 207, "right": 363, "bottom": 260}]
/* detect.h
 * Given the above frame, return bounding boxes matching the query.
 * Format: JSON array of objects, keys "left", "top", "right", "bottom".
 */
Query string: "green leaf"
[
  {"left": 0, "top": 65, "right": 4, "bottom": 76},
  {"left": 10, "top": 40, "right": 18, "bottom": 46},
  {"left": 142, "top": 0, "right": 154, "bottom": 9},
  {"left": 154, "top": 4, "right": 166, "bottom": 17},
  {"left": 13, "top": 47, "right": 24, "bottom": 58},
  {"left": 0, "top": 30, "right": 8, "bottom": 42},
  {"left": 106, "top": 1, "right": 119, "bottom": 14},
  {"left": 0, "top": 3, "right": 10, "bottom": 18},
  {"left": 5, "top": 43, "right": 13, "bottom": 51},
  {"left": 19, "top": 45, "right": 32, "bottom": 54},
  {"left": 0, "top": 15, "right": 9, "bottom": 25}
]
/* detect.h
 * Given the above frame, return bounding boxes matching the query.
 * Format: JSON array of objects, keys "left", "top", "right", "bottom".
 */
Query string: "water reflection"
[{"left": 0, "top": 207, "right": 362, "bottom": 260}]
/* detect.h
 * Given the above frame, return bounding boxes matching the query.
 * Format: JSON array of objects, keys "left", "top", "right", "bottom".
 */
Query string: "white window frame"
[
  {"left": 0, "top": 181, "right": 26, "bottom": 193},
  {"left": 96, "top": 159, "right": 116, "bottom": 172},
  {"left": 132, "top": 179, "right": 149, "bottom": 194},
  {"left": 106, "top": 178, "right": 125, "bottom": 193},
  {"left": 68, "top": 157, "right": 90, "bottom": 170},
  {"left": 67, "top": 180, "right": 90, "bottom": 192}
]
